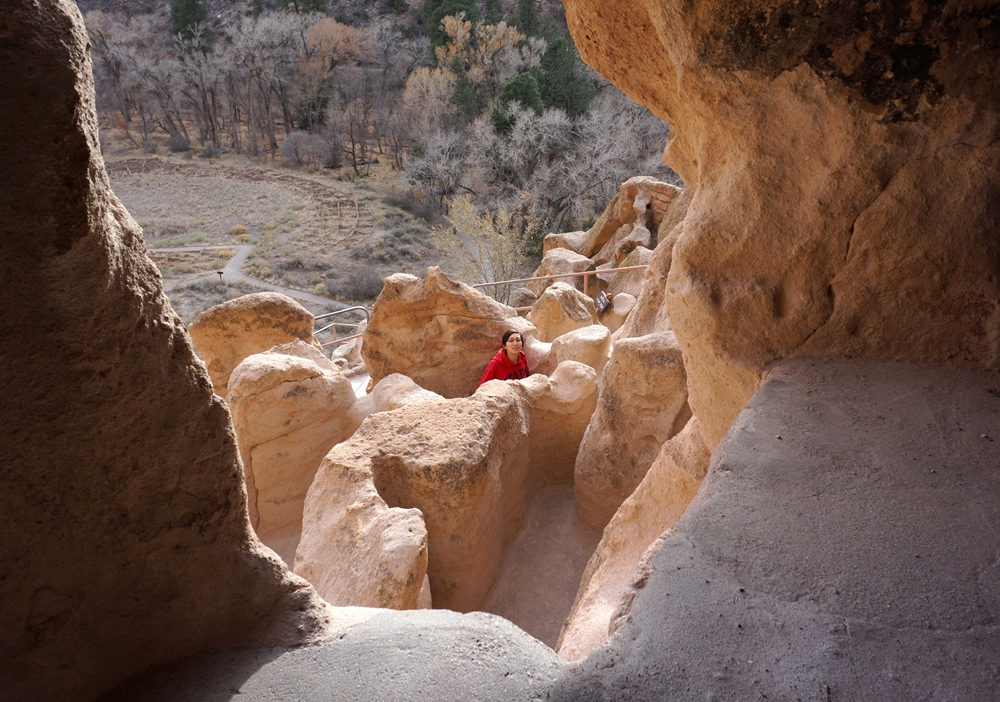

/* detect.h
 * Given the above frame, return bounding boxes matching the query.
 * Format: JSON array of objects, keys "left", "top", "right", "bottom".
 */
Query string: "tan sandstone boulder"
[
  {"left": 487, "top": 362, "right": 599, "bottom": 486},
  {"left": 557, "top": 418, "right": 710, "bottom": 661},
  {"left": 549, "top": 325, "right": 612, "bottom": 381},
  {"left": 188, "top": 292, "right": 320, "bottom": 396},
  {"left": 0, "top": 4, "right": 331, "bottom": 698},
  {"left": 527, "top": 282, "right": 600, "bottom": 343},
  {"left": 329, "top": 318, "right": 367, "bottom": 371},
  {"left": 313, "top": 385, "right": 530, "bottom": 611},
  {"left": 294, "top": 452, "right": 430, "bottom": 611},
  {"left": 227, "top": 344, "right": 357, "bottom": 565},
  {"left": 345, "top": 372, "right": 445, "bottom": 434},
  {"left": 599, "top": 293, "right": 637, "bottom": 334},
  {"left": 566, "top": 0, "right": 1000, "bottom": 449},
  {"left": 362, "top": 267, "right": 544, "bottom": 398},
  {"left": 542, "top": 229, "right": 589, "bottom": 256},
  {"left": 607, "top": 246, "right": 653, "bottom": 299},
  {"left": 575, "top": 331, "right": 691, "bottom": 528},
  {"left": 527, "top": 247, "right": 599, "bottom": 296}
]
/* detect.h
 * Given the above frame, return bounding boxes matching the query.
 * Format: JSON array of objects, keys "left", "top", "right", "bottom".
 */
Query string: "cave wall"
[
  {"left": 0, "top": 3, "right": 330, "bottom": 700},
  {"left": 564, "top": 0, "right": 1000, "bottom": 446}
]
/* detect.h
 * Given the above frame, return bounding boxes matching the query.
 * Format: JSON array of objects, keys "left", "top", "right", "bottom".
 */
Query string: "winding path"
[{"left": 149, "top": 244, "right": 350, "bottom": 312}]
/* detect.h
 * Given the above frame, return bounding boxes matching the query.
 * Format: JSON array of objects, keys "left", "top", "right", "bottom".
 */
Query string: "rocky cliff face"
[
  {"left": 0, "top": 2, "right": 332, "bottom": 699},
  {"left": 564, "top": 0, "right": 1000, "bottom": 446}
]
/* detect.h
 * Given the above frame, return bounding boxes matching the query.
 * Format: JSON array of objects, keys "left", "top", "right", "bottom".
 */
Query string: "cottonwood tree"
[
  {"left": 442, "top": 194, "right": 544, "bottom": 300},
  {"left": 433, "top": 13, "right": 526, "bottom": 106},
  {"left": 406, "top": 129, "right": 468, "bottom": 212},
  {"left": 229, "top": 13, "right": 306, "bottom": 153},
  {"left": 297, "top": 17, "right": 373, "bottom": 129},
  {"left": 528, "top": 86, "right": 675, "bottom": 228}
]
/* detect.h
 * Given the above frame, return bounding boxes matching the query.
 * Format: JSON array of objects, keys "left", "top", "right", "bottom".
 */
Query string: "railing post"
[{"left": 583, "top": 271, "right": 588, "bottom": 297}]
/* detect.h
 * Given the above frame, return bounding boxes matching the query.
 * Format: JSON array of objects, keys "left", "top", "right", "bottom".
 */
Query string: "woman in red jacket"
[{"left": 478, "top": 330, "right": 530, "bottom": 386}]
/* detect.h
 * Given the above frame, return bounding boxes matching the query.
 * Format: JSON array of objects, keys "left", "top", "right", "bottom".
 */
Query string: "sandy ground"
[{"left": 479, "top": 484, "right": 603, "bottom": 648}]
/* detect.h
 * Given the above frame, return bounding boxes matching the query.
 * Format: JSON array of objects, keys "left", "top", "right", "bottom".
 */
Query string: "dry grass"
[{"left": 105, "top": 148, "right": 461, "bottom": 319}]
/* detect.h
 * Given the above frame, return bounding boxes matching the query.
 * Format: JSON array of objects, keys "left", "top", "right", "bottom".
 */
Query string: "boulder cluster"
[{"left": 184, "top": 176, "right": 701, "bottom": 657}]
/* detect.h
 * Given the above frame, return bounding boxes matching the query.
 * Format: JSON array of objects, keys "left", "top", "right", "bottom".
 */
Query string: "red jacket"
[{"left": 478, "top": 349, "right": 530, "bottom": 386}]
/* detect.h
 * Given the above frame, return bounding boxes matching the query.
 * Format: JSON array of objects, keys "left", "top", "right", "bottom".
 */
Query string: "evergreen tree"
[
  {"left": 423, "top": 0, "right": 480, "bottom": 52},
  {"left": 491, "top": 72, "right": 543, "bottom": 134},
  {"left": 538, "top": 37, "right": 594, "bottom": 116},
  {"left": 482, "top": 0, "right": 504, "bottom": 25},
  {"left": 170, "top": 0, "right": 209, "bottom": 41},
  {"left": 449, "top": 55, "right": 478, "bottom": 121},
  {"left": 514, "top": 0, "right": 540, "bottom": 38}
]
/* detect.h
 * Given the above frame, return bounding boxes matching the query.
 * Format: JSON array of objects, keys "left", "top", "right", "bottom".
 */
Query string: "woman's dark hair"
[{"left": 501, "top": 329, "right": 521, "bottom": 346}]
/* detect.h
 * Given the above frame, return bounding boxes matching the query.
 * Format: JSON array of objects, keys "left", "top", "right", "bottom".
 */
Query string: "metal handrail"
[
  {"left": 313, "top": 265, "right": 647, "bottom": 350},
  {"left": 471, "top": 263, "right": 648, "bottom": 298},
  {"left": 315, "top": 305, "right": 370, "bottom": 348}
]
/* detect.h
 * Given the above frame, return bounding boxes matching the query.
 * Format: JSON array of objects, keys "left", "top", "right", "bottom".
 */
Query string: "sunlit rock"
[
  {"left": 527, "top": 282, "right": 600, "bottom": 343},
  {"left": 294, "top": 451, "right": 429, "bottom": 610},
  {"left": 362, "top": 267, "right": 541, "bottom": 398},
  {"left": 557, "top": 418, "right": 709, "bottom": 661},
  {"left": 227, "top": 344, "right": 357, "bottom": 565},
  {"left": 575, "top": 331, "right": 690, "bottom": 527},
  {"left": 189, "top": 292, "right": 320, "bottom": 397}
]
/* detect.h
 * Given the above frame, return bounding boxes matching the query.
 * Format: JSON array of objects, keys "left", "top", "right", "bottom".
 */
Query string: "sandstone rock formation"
[
  {"left": 486, "top": 361, "right": 600, "bottom": 486},
  {"left": 508, "top": 286, "right": 538, "bottom": 310},
  {"left": 606, "top": 246, "right": 653, "bottom": 299},
  {"left": 575, "top": 331, "right": 691, "bottom": 527},
  {"left": 527, "top": 282, "right": 600, "bottom": 343},
  {"left": 313, "top": 385, "right": 530, "bottom": 611},
  {"left": 565, "top": 0, "right": 1000, "bottom": 448},
  {"left": 362, "top": 267, "right": 544, "bottom": 398},
  {"left": 599, "top": 293, "right": 636, "bottom": 334},
  {"left": 0, "top": 3, "right": 331, "bottom": 699},
  {"left": 557, "top": 418, "right": 709, "bottom": 660},
  {"left": 548, "top": 325, "right": 612, "bottom": 381},
  {"left": 542, "top": 229, "right": 588, "bottom": 256},
  {"left": 527, "top": 247, "right": 599, "bottom": 296},
  {"left": 345, "top": 372, "right": 445, "bottom": 435},
  {"left": 329, "top": 319, "right": 367, "bottom": 371},
  {"left": 227, "top": 343, "right": 357, "bottom": 565},
  {"left": 189, "top": 292, "right": 320, "bottom": 397},
  {"left": 551, "top": 359, "right": 1000, "bottom": 700},
  {"left": 294, "top": 451, "right": 430, "bottom": 610},
  {"left": 570, "top": 176, "right": 683, "bottom": 263}
]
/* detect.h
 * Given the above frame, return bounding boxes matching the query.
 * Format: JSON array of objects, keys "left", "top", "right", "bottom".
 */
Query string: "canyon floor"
[
  {"left": 104, "top": 148, "right": 454, "bottom": 324},
  {"left": 100, "top": 358, "right": 1000, "bottom": 701}
]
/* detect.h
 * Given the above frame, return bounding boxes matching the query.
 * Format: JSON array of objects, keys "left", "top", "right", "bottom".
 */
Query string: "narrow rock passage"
[{"left": 478, "top": 484, "right": 603, "bottom": 647}]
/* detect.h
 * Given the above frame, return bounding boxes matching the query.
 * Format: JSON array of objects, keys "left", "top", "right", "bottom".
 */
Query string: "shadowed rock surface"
[
  {"left": 0, "top": 2, "right": 332, "bottom": 700},
  {"left": 550, "top": 359, "right": 1000, "bottom": 700}
]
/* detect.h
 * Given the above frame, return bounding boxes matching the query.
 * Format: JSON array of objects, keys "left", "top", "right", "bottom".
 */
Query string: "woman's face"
[{"left": 504, "top": 334, "right": 523, "bottom": 355}]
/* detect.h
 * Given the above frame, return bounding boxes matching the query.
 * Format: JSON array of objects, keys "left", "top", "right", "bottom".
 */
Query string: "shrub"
[
  {"left": 384, "top": 188, "right": 439, "bottom": 223},
  {"left": 167, "top": 133, "right": 191, "bottom": 153},
  {"left": 229, "top": 225, "right": 248, "bottom": 237},
  {"left": 280, "top": 131, "right": 337, "bottom": 170},
  {"left": 235, "top": 233, "right": 252, "bottom": 244},
  {"left": 341, "top": 267, "right": 385, "bottom": 301}
]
